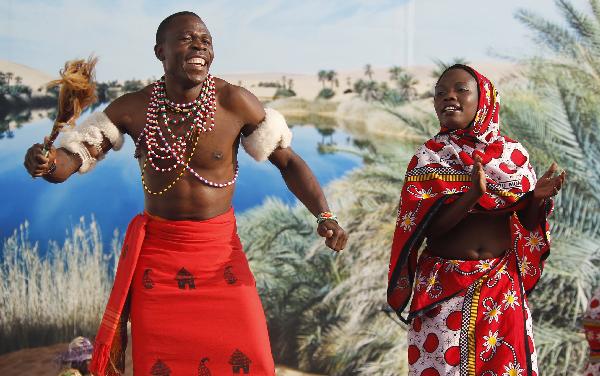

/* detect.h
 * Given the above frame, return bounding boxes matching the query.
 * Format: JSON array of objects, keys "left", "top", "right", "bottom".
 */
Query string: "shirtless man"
[{"left": 24, "top": 11, "right": 347, "bottom": 375}]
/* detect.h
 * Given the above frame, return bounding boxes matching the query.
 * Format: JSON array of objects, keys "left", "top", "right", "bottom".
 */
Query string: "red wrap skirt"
[{"left": 90, "top": 208, "right": 275, "bottom": 375}]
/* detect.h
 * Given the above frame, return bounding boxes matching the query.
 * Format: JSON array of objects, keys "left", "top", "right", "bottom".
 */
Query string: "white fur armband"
[
  {"left": 241, "top": 108, "right": 292, "bottom": 162},
  {"left": 58, "top": 111, "right": 124, "bottom": 173}
]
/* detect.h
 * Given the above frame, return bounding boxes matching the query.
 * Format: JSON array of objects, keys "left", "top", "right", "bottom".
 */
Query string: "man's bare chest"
[{"left": 130, "top": 107, "right": 242, "bottom": 166}]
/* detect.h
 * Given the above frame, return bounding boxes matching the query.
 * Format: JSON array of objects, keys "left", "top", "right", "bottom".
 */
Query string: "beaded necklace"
[{"left": 137, "top": 75, "right": 239, "bottom": 195}]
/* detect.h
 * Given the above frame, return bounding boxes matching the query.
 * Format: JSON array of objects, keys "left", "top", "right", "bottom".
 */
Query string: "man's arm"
[
  {"left": 23, "top": 93, "right": 134, "bottom": 183},
  {"left": 229, "top": 85, "right": 348, "bottom": 251}
]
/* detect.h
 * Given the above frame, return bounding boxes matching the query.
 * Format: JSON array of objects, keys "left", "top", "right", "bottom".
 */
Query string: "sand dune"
[
  {"left": 0, "top": 59, "right": 56, "bottom": 94},
  {"left": 221, "top": 61, "right": 520, "bottom": 101},
  {"left": 0, "top": 59, "right": 519, "bottom": 102}
]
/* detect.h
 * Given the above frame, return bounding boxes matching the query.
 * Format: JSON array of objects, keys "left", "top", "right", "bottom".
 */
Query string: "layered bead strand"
[{"left": 136, "top": 75, "right": 239, "bottom": 195}]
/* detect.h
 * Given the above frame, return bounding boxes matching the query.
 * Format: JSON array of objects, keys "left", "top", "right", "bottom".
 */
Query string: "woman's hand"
[
  {"left": 469, "top": 155, "right": 486, "bottom": 198},
  {"left": 533, "top": 162, "right": 566, "bottom": 200}
]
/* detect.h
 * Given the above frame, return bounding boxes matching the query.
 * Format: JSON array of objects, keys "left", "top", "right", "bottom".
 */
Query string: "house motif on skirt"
[
  {"left": 224, "top": 266, "right": 237, "bottom": 285},
  {"left": 143, "top": 268, "right": 154, "bottom": 289},
  {"left": 198, "top": 357, "right": 211, "bottom": 376},
  {"left": 150, "top": 359, "right": 171, "bottom": 376},
  {"left": 229, "top": 349, "right": 251, "bottom": 374},
  {"left": 175, "top": 267, "right": 196, "bottom": 289}
]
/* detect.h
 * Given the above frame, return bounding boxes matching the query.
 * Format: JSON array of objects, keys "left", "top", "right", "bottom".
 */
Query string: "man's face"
[
  {"left": 155, "top": 15, "right": 214, "bottom": 86},
  {"left": 433, "top": 68, "right": 479, "bottom": 130}
]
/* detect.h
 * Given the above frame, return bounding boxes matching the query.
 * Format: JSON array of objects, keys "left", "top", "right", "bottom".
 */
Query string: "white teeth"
[
  {"left": 443, "top": 105, "right": 460, "bottom": 112},
  {"left": 187, "top": 57, "right": 206, "bottom": 66}
]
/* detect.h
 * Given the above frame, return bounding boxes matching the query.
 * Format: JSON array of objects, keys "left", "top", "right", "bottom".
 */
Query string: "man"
[{"left": 24, "top": 11, "right": 347, "bottom": 375}]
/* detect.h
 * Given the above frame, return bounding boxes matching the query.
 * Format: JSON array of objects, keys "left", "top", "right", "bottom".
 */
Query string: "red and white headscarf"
[{"left": 387, "top": 65, "right": 552, "bottom": 320}]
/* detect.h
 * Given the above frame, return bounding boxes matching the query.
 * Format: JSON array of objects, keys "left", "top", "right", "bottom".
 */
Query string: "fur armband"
[
  {"left": 59, "top": 111, "right": 124, "bottom": 173},
  {"left": 241, "top": 108, "right": 292, "bottom": 162}
]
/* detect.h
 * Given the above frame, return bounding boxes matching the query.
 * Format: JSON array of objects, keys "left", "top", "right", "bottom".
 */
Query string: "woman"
[{"left": 387, "top": 65, "right": 565, "bottom": 375}]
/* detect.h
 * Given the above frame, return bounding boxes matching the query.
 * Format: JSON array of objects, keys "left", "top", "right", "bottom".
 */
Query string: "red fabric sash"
[{"left": 89, "top": 214, "right": 147, "bottom": 376}]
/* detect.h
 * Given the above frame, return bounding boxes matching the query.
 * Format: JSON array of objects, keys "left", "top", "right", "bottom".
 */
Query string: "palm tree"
[
  {"left": 364, "top": 64, "right": 373, "bottom": 80},
  {"left": 14, "top": 76, "right": 22, "bottom": 86},
  {"left": 362, "top": 80, "right": 380, "bottom": 102},
  {"left": 5, "top": 72, "right": 13, "bottom": 86},
  {"left": 397, "top": 72, "right": 419, "bottom": 101},
  {"left": 431, "top": 57, "right": 470, "bottom": 79},
  {"left": 388, "top": 66, "right": 404, "bottom": 83},
  {"left": 317, "top": 70, "right": 328, "bottom": 88},
  {"left": 326, "top": 70, "right": 338, "bottom": 89},
  {"left": 515, "top": 0, "right": 600, "bottom": 87}
]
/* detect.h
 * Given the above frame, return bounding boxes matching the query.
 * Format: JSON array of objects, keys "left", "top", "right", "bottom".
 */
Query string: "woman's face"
[{"left": 434, "top": 68, "right": 479, "bottom": 130}]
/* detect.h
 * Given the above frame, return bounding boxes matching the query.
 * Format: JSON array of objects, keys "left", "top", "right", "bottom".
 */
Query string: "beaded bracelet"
[
  {"left": 43, "top": 160, "right": 57, "bottom": 176},
  {"left": 317, "top": 211, "right": 338, "bottom": 225}
]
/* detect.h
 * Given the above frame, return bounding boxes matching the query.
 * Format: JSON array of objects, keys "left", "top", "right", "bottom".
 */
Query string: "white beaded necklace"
[{"left": 136, "top": 75, "right": 239, "bottom": 194}]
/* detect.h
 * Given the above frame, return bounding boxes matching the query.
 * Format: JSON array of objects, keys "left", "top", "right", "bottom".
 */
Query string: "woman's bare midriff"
[{"left": 426, "top": 212, "right": 512, "bottom": 260}]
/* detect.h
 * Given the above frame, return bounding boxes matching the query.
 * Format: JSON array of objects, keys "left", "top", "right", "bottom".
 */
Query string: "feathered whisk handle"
[{"left": 42, "top": 56, "right": 98, "bottom": 156}]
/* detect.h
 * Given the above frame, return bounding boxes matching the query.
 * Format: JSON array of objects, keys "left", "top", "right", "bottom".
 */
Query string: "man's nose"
[{"left": 191, "top": 39, "right": 207, "bottom": 51}]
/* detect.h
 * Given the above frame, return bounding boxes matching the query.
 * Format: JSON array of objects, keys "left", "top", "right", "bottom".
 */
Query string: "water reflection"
[{"left": 0, "top": 108, "right": 363, "bottom": 249}]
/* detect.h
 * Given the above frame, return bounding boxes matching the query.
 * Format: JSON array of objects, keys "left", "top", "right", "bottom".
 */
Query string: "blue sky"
[{"left": 0, "top": 0, "right": 589, "bottom": 81}]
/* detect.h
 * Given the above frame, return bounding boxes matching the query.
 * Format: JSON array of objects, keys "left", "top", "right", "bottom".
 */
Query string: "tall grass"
[{"left": 0, "top": 218, "right": 120, "bottom": 353}]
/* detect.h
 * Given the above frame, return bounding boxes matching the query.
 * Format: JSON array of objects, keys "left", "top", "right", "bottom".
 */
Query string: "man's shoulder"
[
  {"left": 103, "top": 85, "right": 152, "bottom": 131},
  {"left": 214, "top": 77, "right": 264, "bottom": 124},
  {"left": 214, "top": 77, "right": 255, "bottom": 107},
  {"left": 112, "top": 85, "right": 152, "bottom": 107}
]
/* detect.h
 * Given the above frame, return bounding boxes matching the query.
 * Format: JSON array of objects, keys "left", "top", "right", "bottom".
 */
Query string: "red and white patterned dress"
[
  {"left": 583, "top": 288, "right": 600, "bottom": 376},
  {"left": 387, "top": 65, "right": 553, "bottom": 376}
]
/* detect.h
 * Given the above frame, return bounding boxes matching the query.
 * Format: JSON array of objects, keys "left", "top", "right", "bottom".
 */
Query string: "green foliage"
[
  {"left": 431, "top": 57, "right": 470, "bottom": 79},
  {"left": 258, "top": 81, "right": 282, "bottom": 88},
  {"left": 317, "top": 70, "right": 338, "bottom": 89},
  {"left": 0, "top": 71, "right": 32, "bottom": 97},
  {"left": 274, "top": 88, "right": 296, "bottom": 99},
  {"left": 122, "top": 79, "right": 145, "bottom": 93},
  {"left": 317, "top": 87, "right": 335, "bottom": 100}
]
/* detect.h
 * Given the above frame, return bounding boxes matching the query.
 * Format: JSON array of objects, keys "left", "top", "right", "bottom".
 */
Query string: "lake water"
[{"left": 0, "top": 107, "right": 362, "bottom": 249}]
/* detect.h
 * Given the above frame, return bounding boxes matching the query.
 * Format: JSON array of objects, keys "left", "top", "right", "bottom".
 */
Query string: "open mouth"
[
  {"left": 186, "top": 57, "right": 207, "bottom": 68},
  {"left": 441, "top": 104, "right": 462, "bottom": 114}
]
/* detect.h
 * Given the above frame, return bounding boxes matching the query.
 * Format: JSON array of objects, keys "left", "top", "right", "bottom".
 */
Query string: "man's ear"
[{"left": 154, "top": 44, "right": 165, "bottom": 61}]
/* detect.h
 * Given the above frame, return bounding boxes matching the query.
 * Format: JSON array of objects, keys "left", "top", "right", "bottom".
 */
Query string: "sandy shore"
[{"left": 0, "top": 342, "right": 322, "bottom": 376}]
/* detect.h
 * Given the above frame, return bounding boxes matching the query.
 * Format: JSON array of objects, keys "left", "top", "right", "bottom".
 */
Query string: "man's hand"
[
  {"left": 24, "top": 137, "right": 57, "bottom": 178},
  {"left": 317, "top": 220, "right": 348, "bottom": 252},
  {"left": 533, "top": 162, "right": 566, "bottom": 199}
]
